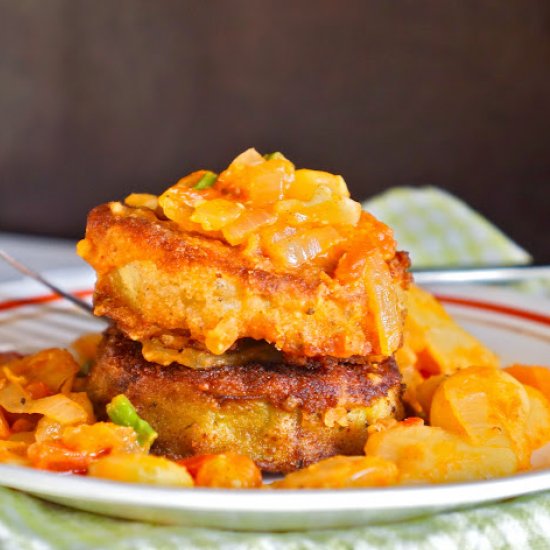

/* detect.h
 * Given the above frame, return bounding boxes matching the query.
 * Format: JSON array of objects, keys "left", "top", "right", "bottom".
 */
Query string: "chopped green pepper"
[
  {"left": 263, "top": 152, "right": 285, "bottom": 161},
  {"left": 193, "top": 171, "right": 218, "bottom": 190},
  {"left": 78, "top": 359, "right": 93, "bottom": 377},
  {"left": 106, "top": 394, "right": 158, "bottom": 448}
]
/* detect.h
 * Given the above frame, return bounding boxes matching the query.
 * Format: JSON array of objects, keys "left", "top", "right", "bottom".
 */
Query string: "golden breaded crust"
[
  {"left": 79, "top": 203, "right": 409, "bottom": 359},
  {"left": 86, "top": 328, "right": 404, "bottom": 472}
]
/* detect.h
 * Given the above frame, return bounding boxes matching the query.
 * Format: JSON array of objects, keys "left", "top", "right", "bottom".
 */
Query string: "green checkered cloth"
[
  {"left": 2, "top": 486, "right": 550, "bottom": 550},
  {"left": 362, "top": 186, "right": 531, "bottom": 268},
  {"left": 0, "top": 187, "right": 546, "bottom": 549}
]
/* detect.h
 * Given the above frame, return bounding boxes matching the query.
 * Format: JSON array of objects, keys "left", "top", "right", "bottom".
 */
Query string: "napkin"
[
  {"left": 362, "top": 186, "right": 531, "bottom": 268},
  {"left": 0, "top": 187, "right": 545, "bottom": 550},
  {"left": 1, "top": 485, "right": 549, "bottom": 550}
]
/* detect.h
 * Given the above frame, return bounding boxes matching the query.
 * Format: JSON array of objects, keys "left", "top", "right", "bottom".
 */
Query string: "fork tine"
[{"left": 0, "top": 249, "right": 94, "bottom": 315}]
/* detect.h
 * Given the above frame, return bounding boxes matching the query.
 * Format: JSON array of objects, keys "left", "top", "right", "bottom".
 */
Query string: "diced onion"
[
  {"left": 0, "top": 382, "right": 88, "bottom": 424},
  {"left": 222, "top": 209, "right": 277, "bottom": 246},
  {"left": 263, "top": 226, "right": 344, "bottom": 268},
  {"left": 4, "top": 349, "right": 79, "bottom": 393}
]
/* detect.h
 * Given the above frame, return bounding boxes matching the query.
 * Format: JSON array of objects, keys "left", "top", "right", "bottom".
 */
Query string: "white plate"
[{"left": 0, "top": 268, "right": 549, "bottom": 532}]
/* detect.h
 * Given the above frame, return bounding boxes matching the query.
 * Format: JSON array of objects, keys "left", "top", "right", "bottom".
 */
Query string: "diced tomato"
[
  {"left": 10, "top": 417, "right": 36, "bottom": 434},
  {"left": 218, "top": 156, "right": 294, "bottom": 207},
  {"left": 27, "top": 440, "right": 103, "bottom": 473},
  {"left": 177, "top": 454, "right": 217, "bottom": 478},
  {"left": 0, "top": 409, "right": 10, "bottom": 439},
  {"left": 25, "top": 381, "right": 54, "bottom": 400}
]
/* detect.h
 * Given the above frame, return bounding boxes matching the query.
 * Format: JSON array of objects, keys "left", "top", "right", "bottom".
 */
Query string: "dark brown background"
[{"left": 1, "top": 1, "right": 549, "bottom": 261}]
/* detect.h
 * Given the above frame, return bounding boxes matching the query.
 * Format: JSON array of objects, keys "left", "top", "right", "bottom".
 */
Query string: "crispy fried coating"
[
  {"left": 86, "top": 328, "right": 403, "bottom": 472},
  {"left": 78, "top": 203, "right": 409, "bottom": 359}
]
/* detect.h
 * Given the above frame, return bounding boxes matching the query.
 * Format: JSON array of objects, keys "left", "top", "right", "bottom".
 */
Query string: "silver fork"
[{"left": 0, "top": 248, "right": 94, "bottom": 314}]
